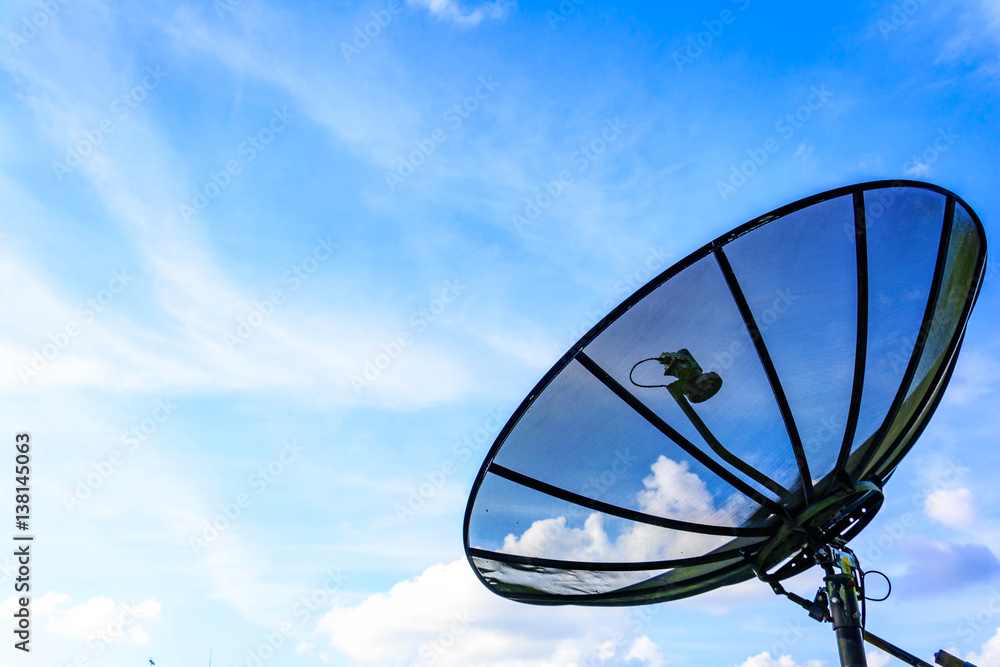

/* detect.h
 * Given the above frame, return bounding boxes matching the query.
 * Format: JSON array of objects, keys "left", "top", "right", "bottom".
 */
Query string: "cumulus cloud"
[
  {"left": 637, "top": 455, "right": 744, "bottom": 523},
  {"left": 924, "top": 487, "right": 978, "bottom": 528},
  {"left": 46, "top": 595, "right": 160, "bottom": 643},
  {"left": 499, "top": 455, "right": 742, "bottom": 565},
  {"left": 0, "top": 592, "right": 160, "bottom": 644},
  {"left": 407, "top": 0, "right": 514, "bottom": 26},
  {"left": 316, "top": 558, "right": 666, "bottom": 666},
  {"left": 626, "top": 635, "right": 665, "bottom": 667},
  {"left": 736, "top": 652, "right": 824, "bottom": 667},
  {"left": 966, "top": 625, "right": 1000, "bottom": 666},
  {"left": 465, "top": 455, "right": 778, "bottom": 606},
  {"left": 867, "top": 649, "right": 891, "bottom": 667}
]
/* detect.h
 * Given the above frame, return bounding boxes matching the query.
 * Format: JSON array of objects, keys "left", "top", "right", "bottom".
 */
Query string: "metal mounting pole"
[
  {"left": 771, "top": 545, "right": 978, "bottom": 667},
  {"left": 813, "top": 545, "right": 868, "bottom": 667},
  {"left": 826, "top": 569, "right": 868, "bottom": 667}
]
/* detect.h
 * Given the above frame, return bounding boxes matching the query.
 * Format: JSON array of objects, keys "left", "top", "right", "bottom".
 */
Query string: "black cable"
[
  {"left": 863, "top": 570, "right": 891, "bottom": 602},
  {"left": 838, "top": 542, "right": 890, "bottom": 630},
  {"left": 629, "top": 358, "right": 670, "bottom": 389},
  {"left": 859, "top": 569, "right": 893, "bottom": 630},
  {"left": 859, "top": 560, "right": 867, "bottom": 629}
]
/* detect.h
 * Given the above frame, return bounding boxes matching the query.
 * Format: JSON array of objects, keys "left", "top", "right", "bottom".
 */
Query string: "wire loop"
[{"left": 629, "top": 357, "right": 670, "bottom": 388}]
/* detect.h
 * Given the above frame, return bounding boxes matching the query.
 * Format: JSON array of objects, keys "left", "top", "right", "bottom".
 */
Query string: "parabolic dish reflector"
[{"left": 464, "top": 181, "right": 987, "bottom": 606}]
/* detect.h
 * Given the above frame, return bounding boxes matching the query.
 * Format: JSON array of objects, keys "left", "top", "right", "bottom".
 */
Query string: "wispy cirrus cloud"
[
  {"left": 406, "top": 0, "right": 515, "bottom": 27},
  {"left": 933, "top": 1, "right": 1000, "bottom": 79},
  {"left": 0, "top": 8, "right": 492, "bottom": 409}
]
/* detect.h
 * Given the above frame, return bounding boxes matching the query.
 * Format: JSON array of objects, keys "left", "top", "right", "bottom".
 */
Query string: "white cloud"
[
  {"left": 939, "top": 2, "right": 1000, "bottom": 62},
  {"left": 156, "top": 3, "right": 668, "bottom": 414},
  {"left": 406, "top": 0, "right": 514, "bottom": 27},
  {"left": 483, "top": 456, "right": 769, "bottom": 599},
  {"left": 316, "top": 558, "right": 666, "bottom": 666},
  {"left": 637, "top": 456, "right": 749, "bottom": 524},
  {"left": 924, "top": 487, "right": 978, "bottom": 528},
  {"left": 46, "top": 445, "right": 309, "bottom": 629},
  {"left": 627, "top": 635, "right": 665, "bottom": 667},
  {"left": 966, "top": 626, "right": 1000, "bottom": 666},
  {"left": 0, "top": 12, "right": 489, "bottom": 410},
  {"left": 502, "top": 513, "right": 611, "bottom": 560},
  {"left": 736, "top": 652, "right": 824, "bottom": 667},
  {"left": 945, "top": 348, "right": 1000, "bottom": 406},
  {"left": 0, "top": 592, "right": 159, "bottom": 644},
  {"left": 499, "top": 455, "right": 746, "bottom": 564},
  {"left": 866, "top": 649, "right": 891, "bottom": 667}
]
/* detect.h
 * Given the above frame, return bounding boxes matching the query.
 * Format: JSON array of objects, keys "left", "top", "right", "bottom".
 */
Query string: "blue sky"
[{"left": 2, "top": 0, "right": 1000, "bottom": 666}]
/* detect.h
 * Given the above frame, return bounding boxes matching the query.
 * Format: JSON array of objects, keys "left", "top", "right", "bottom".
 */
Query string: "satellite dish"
[{"left": 463, "top": 181, "right": 987, "bottom": 666}]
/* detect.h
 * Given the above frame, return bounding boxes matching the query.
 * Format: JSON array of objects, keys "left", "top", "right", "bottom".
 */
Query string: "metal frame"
[
  {"left": 463, "top": 180, "right": 988, "bottom": 608},
  {"left": 489, "top": 462, "right": 773, "bottom": 537},
  {"left": 852, "top": 196, "right": 956, "bottom": 479},
  {"left": 866, "top": 200, "right": 987, "bottom": 481},
  {"left": 830, "top": 191, "right": 869, "bottom": 493},
  {"left": 715, "top": 247, "right": 815, "bottom": 505},
  {"left": 574, "top": 352, "right": 789, "bottom": 515}
]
